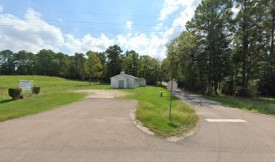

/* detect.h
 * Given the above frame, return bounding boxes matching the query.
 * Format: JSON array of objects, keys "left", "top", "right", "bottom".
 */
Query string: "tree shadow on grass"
[
  {"left": 168, "top": 120, "right": 179, "bottom": 128},
  {"left": 0, "top": 99, "right": 13, "bottom": 104}
]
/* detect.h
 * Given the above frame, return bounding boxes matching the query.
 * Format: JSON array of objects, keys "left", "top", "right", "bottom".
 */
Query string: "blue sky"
[{"left": 0, "top": 0, "right": 201, "bottom": 59}]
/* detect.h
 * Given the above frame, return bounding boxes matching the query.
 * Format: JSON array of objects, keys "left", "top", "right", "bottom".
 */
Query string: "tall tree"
[
  {"left": 138, "top": 55, "right": 161, "bottom": 85},
  {"left": 166, "top": 32, "right": 201, "bottom": 91},
  {"left": 85, "top": 51, "right": 103, "bottom": 85},
  {"left": 106, "top": 45, "right": 123, "bottom": 78},
  {"left": 0, "top": 50, "right": 15, "bottom": 75},
  {"left": 233, "top": 0, "right": 272, "bottom": 89},
  {"left": 36, "top": 49, "right": 56, "bottom": 76},
  {"left": 122, "top": 50, "right": 140, "bottom": 76},
  {"left": 160, "top": 58, "right": 170, "bottom": 82},
  {"left": 68, "top": 53, "right": 86, "bottom": 80},
  {"left": 14, "top": 50, "right": 36, "bottom": 75},
  {"left": 54, "top": 52, "right": 70, "bottom": 77},
  {"left": 186, "top": 0, "right": 233, "bottom": 94}
]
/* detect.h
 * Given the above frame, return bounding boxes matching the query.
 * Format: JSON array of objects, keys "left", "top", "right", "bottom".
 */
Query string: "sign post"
[{"left": 169, "top": 79, "right": 173, "bottom": 120}]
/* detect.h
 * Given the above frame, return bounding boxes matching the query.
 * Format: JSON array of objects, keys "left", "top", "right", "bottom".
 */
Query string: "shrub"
[
  {"left": 235, "top": 87, "right": 253, "bottom": 97},
  {"left": 258, "top": 72, "right": 275, "bottom": 97},
  {"left": 221, "top": 81, "right": 233, "bottom": 96},
  {"left": 248, "top": 80, "right": 259, "bottom": 97},
  {"left": 8, "top": 88, "right": 22, "bottom": 100},
  {"left": 32, "top": 86, "right": 41, "bottom": 94},
  {"left": 155, "top": 81, "right": 166, "bottom": 88}
]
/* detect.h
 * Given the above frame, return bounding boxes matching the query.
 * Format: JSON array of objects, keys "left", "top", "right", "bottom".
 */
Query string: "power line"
[
  {"left": 40, "top": 9, "right": 160, "bottom": 18},
  {"left": 0, "top": 17, "right": 184, "bottom": 28},
  {"left": 0, "top": 23, "right": 184, "bottom": 34}
]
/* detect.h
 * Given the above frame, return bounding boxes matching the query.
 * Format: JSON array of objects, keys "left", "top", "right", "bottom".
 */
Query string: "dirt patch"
[{"left": 75, "top": 89, "right": 127, "bottom": 99}]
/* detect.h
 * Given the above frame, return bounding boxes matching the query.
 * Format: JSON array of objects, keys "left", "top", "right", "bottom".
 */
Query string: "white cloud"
[
  {"left": 0, "top": 1, "right": 201, "bottom": 60},
  {"left": 116, "top": 33, "right": 166, "bottom": 59},
  {"left": 0, "top": 8, "right": 114, "bottom": 55},
  {"left": 0, "top": 8, "right": 64, "bottom": 53},
  {"left": 64, "top": 33, "right": 114, "bottom": 54},
  {"left": 116, "top": 0, "right": 201, "bottom": 60},
  {"left": 126, "top": 21, "right": 133, "bottom": 29},
  {"left": 159, "top": 0, "right": 181, "bottom": 21},
  {"left": 159, "top": 0, "right": 201, "bottom": 21}
]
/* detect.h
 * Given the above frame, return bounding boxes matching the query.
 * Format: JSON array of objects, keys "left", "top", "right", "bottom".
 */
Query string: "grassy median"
[
  {"left": 123, "top": 87, "right": 199, "bottom": 137},
  {"left": 204, "top": 95, "right": 275, "bottom": 116},
  {"left": 0, "top": 76, "right": 199, "bottom": 138}
]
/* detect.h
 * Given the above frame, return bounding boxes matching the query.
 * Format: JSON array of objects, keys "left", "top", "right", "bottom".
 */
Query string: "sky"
[{"left": 0, "top": 0, "right": 201, "bottom": 59}]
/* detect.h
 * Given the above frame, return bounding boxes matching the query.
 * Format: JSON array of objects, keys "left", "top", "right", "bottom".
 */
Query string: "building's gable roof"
[
  {"left": 111, "top": 75, "right": 127, "bottom": 80},
  {"left": 111, "top": 72, "right": 138, "bottom": 80},
  {"left": 121, "top": 74, "right": 137, "bottom": 79}
]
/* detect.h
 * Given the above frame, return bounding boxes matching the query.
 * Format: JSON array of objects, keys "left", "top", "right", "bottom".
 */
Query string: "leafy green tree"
[
  {"left": 54, "top": 52, "right": 70, "bottom": 78},
  {"left": 106, "top": 45, "right": 123, "bottom": 78},
  {"left": 122, "top": 50, "right": 140, "bottom": 76},
  {"left": 138, "top": 55, "right": 161, "bottom": 85},
  {"left": 166, "top": 32, "right": 202, "bottom": 91},
  {"left": 186, "top": 0, "right": 233, "bottom": 94},
  {"left": 36, "top": 49, "right": 56, "bottom": 76},
  {"left": 85, "top": 51, "right": 103, "bottom": 85},
  {"left": 0, "top": 50, "right": 15, "bottom": 75},
  {"left": 232, "top": 0, "right": 273, "bottom": 95},
  {"left": 160, "top": 58, "right": 170, "bottom": 82},
  {"left": 68, "top": 53, "right": 86, "bottom": 80},
  {"left": 14, "top": 50, "right": 36, "bottom": 75}
]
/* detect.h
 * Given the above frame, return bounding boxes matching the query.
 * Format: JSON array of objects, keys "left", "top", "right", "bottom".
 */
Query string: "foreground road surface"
[{"left": 0, "top": 98, "right": 274, "bottom": 162}]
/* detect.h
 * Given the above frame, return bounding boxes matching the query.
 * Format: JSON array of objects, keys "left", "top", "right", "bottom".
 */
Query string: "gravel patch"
[{"left": 75, "top": 89, "right": 127, "bottom": 99}]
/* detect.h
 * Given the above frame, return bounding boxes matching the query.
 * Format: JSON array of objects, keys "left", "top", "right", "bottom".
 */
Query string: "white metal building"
[
  {"left": 111, "top": 71, "right": 142, "bottom": 89},
  {"left": 139, "top": 78, "right": 146, "bottom": 87}
]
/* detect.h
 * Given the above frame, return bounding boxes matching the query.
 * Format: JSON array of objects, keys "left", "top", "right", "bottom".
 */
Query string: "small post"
[{"left": 169, "top": 79, "right": 173, "bottom": 120}]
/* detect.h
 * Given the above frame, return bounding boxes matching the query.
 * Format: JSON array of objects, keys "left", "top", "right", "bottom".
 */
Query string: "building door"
[{"left": 118, "top": 80, "right": 124, "bottom": 88}]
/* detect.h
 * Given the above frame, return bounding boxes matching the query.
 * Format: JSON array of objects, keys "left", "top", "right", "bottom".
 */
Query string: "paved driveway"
[{"left": 0, "top": 97, "right": 275, "bottom": 162}]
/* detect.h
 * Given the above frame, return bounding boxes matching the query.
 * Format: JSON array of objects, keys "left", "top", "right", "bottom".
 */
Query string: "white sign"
[{"left": 19, "top": 80, "right": 33, "bottom": 91}]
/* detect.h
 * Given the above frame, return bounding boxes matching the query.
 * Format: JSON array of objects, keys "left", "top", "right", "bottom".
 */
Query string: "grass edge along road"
[
  {"left": 0, "top": 75, "right": 109, "bottom": 122},
  {"left": 0, "top": 75, "right": 199, "bottom": 138},
  {"left": 122, "top": 87, "right": 199, "bottom": 138},
  {"left": 204, "top": 95, "right": 275, "bottom": 117}
]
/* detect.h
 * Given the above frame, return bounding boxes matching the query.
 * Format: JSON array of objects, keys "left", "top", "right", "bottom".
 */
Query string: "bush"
[
  {"left": 8, "top": 88, "right": 22, "bottom": 100},
  {"left": 32, "top": 86, "right": 41, "bottom": 94},
  {"left": 258, "top": 72, "right": 275, "bottom": 97},
  {"left": 235, "top": 87, "right": 253, "bottom": 97},
  {"left": 248, "top": 80, "right": 259, "bottom": 97},
  {"left": 155, "top": 81, "right": 166, "bottom": 88},
  {"left": 221, "top": 81, "right": 233, "bottom": 96}
]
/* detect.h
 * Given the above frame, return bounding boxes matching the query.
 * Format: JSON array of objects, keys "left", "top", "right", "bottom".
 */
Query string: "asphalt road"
[{"left": 0, "top": 96, "right": 274, "bottom": 162}]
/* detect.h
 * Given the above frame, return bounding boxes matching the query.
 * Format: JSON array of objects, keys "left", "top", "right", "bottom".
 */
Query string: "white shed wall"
[
  {"left": 111, "top": 78, "right": 118, "bottom": 88},
  {"left": 126, "top": 78, "right": 136, "bottom": 89},
  {"left": 140, "top": 79, "right": 146, "bottom": 87}
]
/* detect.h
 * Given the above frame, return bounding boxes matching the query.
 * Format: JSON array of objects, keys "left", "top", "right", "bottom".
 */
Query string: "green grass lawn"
[
  {"left": 122, "top": 87, "right": 199, "bottom": 137},
  {"left": 204, "top": 95, "right": 275, "bottom": 116},
  {"left": 0, "top": 75, "right": 199, "bottom": 138},
  {"left": 0, "top": 75, "right": 110, "bottom": 121}
]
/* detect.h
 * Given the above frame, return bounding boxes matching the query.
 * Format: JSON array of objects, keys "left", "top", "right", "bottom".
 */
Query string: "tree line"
[
  {"left": 0, "top": 45, "right": 162, "bottom": 85},
  {"left": 164, "top": 0, "right": 275, "bottom": 97},
  {"left": 1, "top": 0, "right": 274, "bottom": 96}
]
